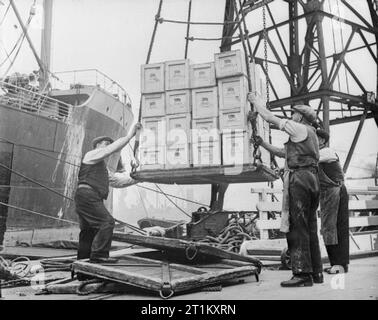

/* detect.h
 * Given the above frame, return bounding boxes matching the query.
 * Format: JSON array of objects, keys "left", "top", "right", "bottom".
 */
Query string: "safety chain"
[
  {"left": 263, "top": 4, "right": 270, "bottom": 105},
  {"left": 233, "top": 0, "right": 262, "bottom": 166}
]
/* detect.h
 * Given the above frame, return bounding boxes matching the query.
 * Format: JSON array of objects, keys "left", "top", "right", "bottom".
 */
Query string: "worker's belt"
[{"left": 289, "top": 166, "right": 318, "bottom": 174}]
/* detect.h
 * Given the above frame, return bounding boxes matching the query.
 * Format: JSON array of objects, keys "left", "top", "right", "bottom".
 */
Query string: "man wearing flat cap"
[
  {"left": 248, "top": 93, "right": 322, "bottom": 287},
  {"left": 75, "top": 122, "right": 142, "bottom": 264}
]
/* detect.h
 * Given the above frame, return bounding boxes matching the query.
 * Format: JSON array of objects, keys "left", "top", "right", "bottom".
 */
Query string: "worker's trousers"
[
  {"left": 286, "top": 169, "right": 323, "bottom": 275},
  {"left": 74, "top": 187, "right": 115, "bottom": 260},
  {"left": 324, "top": 184, "right": 350, "bottom": 267}
]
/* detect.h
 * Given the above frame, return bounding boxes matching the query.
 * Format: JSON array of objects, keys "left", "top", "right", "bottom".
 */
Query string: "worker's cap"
[
  {"left": 292, "top": 105, "right": 317, "bottom": 123},
  {"left": 316, "top": 129, "right": 330, "bottom": 143},
  {"left": 92, "top": 136, "right": 114, "bottom": 148}
]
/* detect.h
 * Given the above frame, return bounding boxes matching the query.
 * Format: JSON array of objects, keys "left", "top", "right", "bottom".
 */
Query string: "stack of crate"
[
  {"left": 139, "top": 49, "right": 270, "bottom": 170},
  {"left": 165, "top": 60, "right": 192, "bottom": 169},
  {"left": 215, "top": 50, "right": 270, "bottom": 166},
  {"left": 140, "top": 60, "right": 192, "bottom": 169},
  {"left": 140, "top": 63, "right": 166, "bottom": 169},
  {"left": 190, "top": 62, "right": 221, "bottom": 166}
]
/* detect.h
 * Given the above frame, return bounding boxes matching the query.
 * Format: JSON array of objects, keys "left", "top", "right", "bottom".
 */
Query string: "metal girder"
[
  {"left": 268, "top": 89, "right": 378, "bottom": 110},
  {"left": 343, "top": 110, "right": 368, "bottom": 173},
  {"left": 330, "top": 112, "right": 374, "bottom": 125},
  {"left": 221, "top": 0, "right": 236, "bottom": 52}
]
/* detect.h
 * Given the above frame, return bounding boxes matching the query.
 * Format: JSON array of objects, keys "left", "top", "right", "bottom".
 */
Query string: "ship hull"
[{"left": 0, "top": 86, "right": 133, "bottom": 245}]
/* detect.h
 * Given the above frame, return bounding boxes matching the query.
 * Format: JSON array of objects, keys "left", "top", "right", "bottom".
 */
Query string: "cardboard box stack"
[{"left": 139, "top": 49, "right": 270, "bottom": 170}]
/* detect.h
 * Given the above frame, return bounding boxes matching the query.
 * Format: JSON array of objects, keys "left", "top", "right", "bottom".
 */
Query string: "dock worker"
[
  {"left": 75, "top": 122, "right": 142, "bottom": 264},
  {"left": 316, "top": 129, "right": 349, "bottom": 274},
  {"left": 247, "top": 92, "right": 322, "bottom": 287}
]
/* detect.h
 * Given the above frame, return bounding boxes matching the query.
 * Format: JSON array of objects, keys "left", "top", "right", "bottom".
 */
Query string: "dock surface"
[{"left": 1, "top": 256, "right": 377, "bottom": 300}]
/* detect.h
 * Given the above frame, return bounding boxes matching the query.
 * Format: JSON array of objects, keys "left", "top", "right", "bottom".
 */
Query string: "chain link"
[{"left": 263, "top": 4, "right": 270, "bottom": 105}]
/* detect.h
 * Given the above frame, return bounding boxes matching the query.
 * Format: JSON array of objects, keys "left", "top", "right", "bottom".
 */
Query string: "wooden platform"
[
  {"left": 72, "top": 253, "right": 258, "bottom": 298},
  {"left": 131, "top": 164, "right": 278, "bottom": 185},
  {"left": 0, "top": 246, "right": 77, "bottom": 260},
  {"left": 112, "top": 233, "right": 262, "bottom": 269}
]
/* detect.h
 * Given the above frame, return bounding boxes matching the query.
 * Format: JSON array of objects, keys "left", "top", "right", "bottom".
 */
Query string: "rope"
[
  {"left": 127, "top": 144, "right": 198, "bottom": 217},
  {"left": 0, "top": 1, "right": 11, "bottom": 26},
  {"left": 155, "top": 185, "right": 191, "bottom": 218},
  {"left": 132, "top": 0, "right": 164, "bottom": 171},
  {"left": 0, "top": 136, "right": 81, "bottom": 168},
  {"left": 184, "top": 0, "right": 192, "bottom": 59},
  {"left": 2, "top": 7, "right": 35, "bottom": 77},
  {"left": 0, "top": 14, "right": 32, "bottom": 69},
  {"left": 136, "top": 185, "right": 209, "bottom": 207},
  {"left": 0, "top": 185, "right": 64, "bottom": 190},
  {"left": 0, "top": 200, "right": 79, "bottom": 225},
  {"left": 0, "top": 162, "right": 74, "bottom": 201}
]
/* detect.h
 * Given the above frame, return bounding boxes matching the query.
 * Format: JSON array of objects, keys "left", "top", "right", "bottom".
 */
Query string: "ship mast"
[
  {"left": 40, "top": 0, "right": 53, "bottom": 89},
  {"left": 8, "top": 0, "right": 52, "bottom": 91}
]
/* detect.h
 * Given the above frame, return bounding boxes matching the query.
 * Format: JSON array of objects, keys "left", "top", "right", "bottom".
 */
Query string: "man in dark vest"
[
  {"left": 316, "top": 129, "right": 349, "bottom": 274},
  {"left": 248, "top": 92, "right": 323, "bottom": 287},
  {"left": 75, "top": 122, "right": 142, "bottom": 264}
]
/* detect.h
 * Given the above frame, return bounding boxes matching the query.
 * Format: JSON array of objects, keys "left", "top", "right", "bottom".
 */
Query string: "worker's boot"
[
  {"left": 89, "top": 257, "right": 119, "bottom": 264},
  {"left": 280, "top": 274, "right": 313, "bottom": 287},
  {"left": 324, "top": 265, "right": 348, "bottom": 274},
  {"left": 312, "top": 272, "right": 324, "bottom": 284}
]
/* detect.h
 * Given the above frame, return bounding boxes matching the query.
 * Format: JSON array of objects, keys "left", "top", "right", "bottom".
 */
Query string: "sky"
[{"left": 0, "top": 0, "right": 377, "bottom": 224}]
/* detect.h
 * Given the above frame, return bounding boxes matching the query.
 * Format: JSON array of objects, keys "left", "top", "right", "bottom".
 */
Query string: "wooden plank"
[
  {"left": 349, "top": 200, "right": 378, "bottom": 210},
  {"left": 257, "top": 200, "right": 378, "bottom": 212},
  {"left": 131, "top": 164, "right": 278, "bottom": 184},
  {"left": 112, "top": 233, "right": 262, "bottom": 266},
  {"left": 251, "top": 187, "right": 378, "bottom": 196},
  {"left": 256, "top": 216, "right": 378, "bottom": 230},
  {"left": 256, "top": 201, "right": 282, "bottom": 212}
]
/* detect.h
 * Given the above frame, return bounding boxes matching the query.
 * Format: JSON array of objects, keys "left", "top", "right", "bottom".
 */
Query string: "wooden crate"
[
  {"left": 166, "top": 143, "right": 191, "bottom": 169},
  {"left": 192, "top": 117, "right": 219, "bottom": 141},
  {"left": 141, "top": 63, "right": 165, "bottom": 94},
  {"left": 139, "top": 145, "right": 165, "bottom": 170},
  {"left": 166, "top": 90, "right": 191, "bottom": 115},
  {"left": 141, "top": 93, "right": 165, "bottom": 118},
  {"left": 222, "top": 129, "right": 253, "bottom": 165},
  {"left": 192, "top": 140, "right": 221, "bottom": 167},
  {"left": 141, "top": 116, "right": 166, "bottom": 147},
  {"left": 190, "top": 62, "right": 216, "bottom": 88},
  {"left": 165, "top": 59, "right": 191, "bottom": 91},
  {"left": 191, "top": 86, "right": 218, "bottom": 119},
  {"left": 214, "top": 49, "right": 247, "bottom": 78},
  {"left": 166, "top": 113, "right": 191, "bottom": 145},
  {"left": 219, "top": 107, "right": 249, "bottom": 131},
  {"left": 218, "top": 75, "right": 249, "bottom": 111}
]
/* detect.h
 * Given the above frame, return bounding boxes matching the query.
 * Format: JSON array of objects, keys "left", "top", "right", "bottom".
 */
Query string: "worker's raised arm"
[
  {"left": 247, "top": 92, "right": 281, "bottom": 128},
  {"left": 261, "top": 140, "right": 286, "bottom": 158},
  {"left": 83, "top": 123, "right": 142, "bottom": 165}
]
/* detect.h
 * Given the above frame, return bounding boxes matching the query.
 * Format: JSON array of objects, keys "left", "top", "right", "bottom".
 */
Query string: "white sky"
[{"left": 0, "top": 0, "right": 377, "bottom": 223}]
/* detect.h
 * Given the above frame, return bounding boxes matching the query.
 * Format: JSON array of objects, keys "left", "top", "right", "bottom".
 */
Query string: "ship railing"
[
  {"left": 51, "top": 69, "right": 131, "bottom": 105},
  {"left": 0, "top": 81, "right": 72, "bottom": 122}
]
